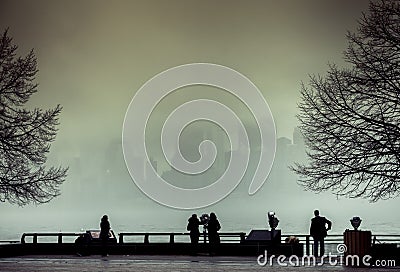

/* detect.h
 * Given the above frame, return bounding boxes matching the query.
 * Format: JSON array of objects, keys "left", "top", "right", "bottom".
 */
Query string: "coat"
[{"left": 310, "top": 216, "right": 332, "bottom": 239}]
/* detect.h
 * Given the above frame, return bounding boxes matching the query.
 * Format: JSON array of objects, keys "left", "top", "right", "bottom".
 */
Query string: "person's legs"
[
  {"left": 101, "top": 238, "right": 108, "bottom": 257},
  {"left": 190, "top": 233, "right": 199, "bottom": 244},
  {"left": 320, "top": 238, "right": 325, "bottom": 256},
  {"left": 190, "top": 233, "right": 199, "bottom": 255},
  {"left": 313, "top": 238, "right": 319, "bottom": 257},
  {"left": 208, "top": 234, "right": 214, "bottom": 245},
  {"left": 208, "top": 233, "right": 217, "bottom": 256}
]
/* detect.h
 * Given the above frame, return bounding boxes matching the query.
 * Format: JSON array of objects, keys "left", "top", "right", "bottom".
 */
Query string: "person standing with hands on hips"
[{"left": 310, "top": 210, "right": 332, "bottom": 257}]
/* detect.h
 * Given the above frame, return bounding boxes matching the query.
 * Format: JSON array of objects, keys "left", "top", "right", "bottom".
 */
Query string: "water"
[
  {"left": 0, "top": 193, "right": 399, "bottom": 242},
  {"left": 0, "top": 212, "right": 398, "bottom": 242}
]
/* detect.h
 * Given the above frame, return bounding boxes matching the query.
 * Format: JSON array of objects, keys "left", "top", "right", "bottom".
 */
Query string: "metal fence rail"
[
  {"left": 0, "top": 240, "right": 19, "bottom": 244},
  {"left": 17, "top": 232, "right": 400, "bottom": 254},
  {"left": 281, "top": 233, "right": 400, "bottom": 256},
  {"left": 21, "top": 232, "right": 84, "bottom": 244},
  {"left": 118, "top": 232, "right": 246, "bottom": 244},
  {"left": 373, "top": 234, "right": 400, "bottom": 243}
]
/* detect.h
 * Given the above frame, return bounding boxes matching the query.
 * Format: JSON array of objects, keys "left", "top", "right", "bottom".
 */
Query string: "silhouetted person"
[
  {"left": 207, "top": 212, "right": 221, "bottom": 255},
  {"left": 75, "top": 233, "right": 91, "bottom": 256},
  {"left": 100, "top": 214, "right": 111, "bottom": 257},
  {"left": 310, "top": 210, "right": 332, "bottom": 257},
  {"left": 187, "top": 214, "right": 201, "bottom": 245}
]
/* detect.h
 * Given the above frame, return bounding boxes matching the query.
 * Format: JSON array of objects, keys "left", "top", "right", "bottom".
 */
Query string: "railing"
[
  {"left": 282, "top": 234, "right": 343, "bottom": 255},
  {"left": 118, "top": 232, "right": 246, "bottom": 244},
  {"left": 0, "top": 240, "right": 19, "bottom": 244},
  {"left": 373, "top": 234, "right": 400, "bottom": 243},
  {"left": 18, "top": 231, "right": 400, "bottom": 255},
  {"left": 21, "top": 232, "right": 84, "bottom": 244},
  {"left": 18, "top": 232, "right": 246, "bottom": 244},
  {"left": 282, "top": 233, "right": 400, "bottom": 256}
]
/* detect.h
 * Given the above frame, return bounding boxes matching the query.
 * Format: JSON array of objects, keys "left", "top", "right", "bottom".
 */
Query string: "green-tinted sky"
[
  {"left": 4, "top": 0, "right": 397, "bottom": 236},
  {"left": 0, "top": 0, "right": 369, "bottom": 140},
  {"left": 0, "top": 0, "right": 370, "bottom": 182}
]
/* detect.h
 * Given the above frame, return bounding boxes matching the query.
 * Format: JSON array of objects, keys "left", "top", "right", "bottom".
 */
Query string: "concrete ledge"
[{"left": 0, "top": 243, "right": 304, "bottom": 258}]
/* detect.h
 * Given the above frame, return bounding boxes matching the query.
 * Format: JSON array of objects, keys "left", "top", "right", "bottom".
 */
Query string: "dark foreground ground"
[{"left": 0, "top": 255, "right": 398, "bottom": 272}]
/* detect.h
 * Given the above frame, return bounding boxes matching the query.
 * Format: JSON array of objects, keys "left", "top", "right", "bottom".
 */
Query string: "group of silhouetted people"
[
  {"left": 187, "top": 210, "right": 332, "bottom": 257},
  {"left": 187, "top": 212, "right": 221, "bottom": 255},
  {"left": 79, "top": 210, "right": 330, "bottom": 258}
]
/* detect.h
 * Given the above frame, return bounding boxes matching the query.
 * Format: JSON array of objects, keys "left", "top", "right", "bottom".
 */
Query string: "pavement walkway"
[{"left": 0, "top": 255, "right": 397, "bottom": 272}]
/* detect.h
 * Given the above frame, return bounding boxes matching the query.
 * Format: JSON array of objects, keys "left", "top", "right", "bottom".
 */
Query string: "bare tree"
[
  {"left": 0, "top": 29, "right": 68, "bottom": 205},
  {"left": 292, "top": 0, "right": 400, "bottom": 202}
]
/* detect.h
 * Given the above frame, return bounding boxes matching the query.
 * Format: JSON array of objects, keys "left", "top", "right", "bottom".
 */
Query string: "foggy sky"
[{"left": 1, "top": 0, "right": 398, "bottom": 237}]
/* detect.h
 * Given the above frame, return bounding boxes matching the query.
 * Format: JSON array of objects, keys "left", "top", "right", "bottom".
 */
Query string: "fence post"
[
  {"left": 306, "top": 235, "right": 310, "bottom": 256},
  {"left": 169, "top": 233, "right": 174, "bottom": 244},
  {"left": 21, "top": 234, "right": 26, "bottom": 244},
  {"left": 33, "top": 234, "right": 38, "bottom": 244},
  {"left": 240, "top": 232, "right": 245, "bottom": 243},
  {"left": 119, "top": 233, "right": 124, "bottom": 244},
  {"left": 58, "top": 233, "right": 62, "bottom": 244},
  {"left": 144, "top": 234, "right": 149, "bottom": 244}
]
